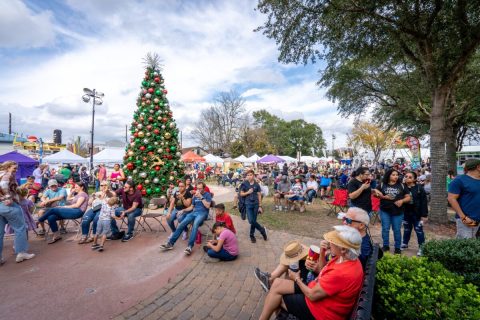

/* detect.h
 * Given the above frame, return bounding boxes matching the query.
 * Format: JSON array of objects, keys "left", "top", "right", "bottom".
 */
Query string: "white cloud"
[{"left": 0, "top": 0, "right": 56, "bottom": 48}]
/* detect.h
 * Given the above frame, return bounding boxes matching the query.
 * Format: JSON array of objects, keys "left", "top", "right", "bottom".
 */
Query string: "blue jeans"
[
  {"left": 167, "top": 208, "right": 187, "bottom": 233},
  {"left": 207, "top": 247, "right": 237, "bottom": 261},
  {"left": 0, "top": 203, "right": 28, "bottom": 258},
  {"left": 110, "top": 207, "right": 142, "bottom": 235},
  {"left": 168, "top": 210, "right": 208, "bottom": 248},
  {"left": 403, "top": 214, "right": 425, "bottom": 246},
  {"left": 306, "top": 190, "right": 317, "bottom": 202},
  {"left": 380, "top": 210, "right": 404, "bottom": 249},
  {"left": 81, "top": 208, "right": 100, "bottom": 236},
  {"left": 39, "top": 207, "right": 84, "bottom": 232},
  {"left": 246, "top": 203, "right": 265, "bottom": 238},
  {"left": 95, "top": 179, "right": 100, "bottom": 192}
]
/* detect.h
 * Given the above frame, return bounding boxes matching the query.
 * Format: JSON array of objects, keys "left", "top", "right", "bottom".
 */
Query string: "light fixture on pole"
[{"left": 82, "top": 88, "right": 104, "bottom": 170}]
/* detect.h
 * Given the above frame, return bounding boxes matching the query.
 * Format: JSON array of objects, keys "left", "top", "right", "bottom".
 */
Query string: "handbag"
[{"left": 92, "top": 199, "right": 103, "bottom": 211}]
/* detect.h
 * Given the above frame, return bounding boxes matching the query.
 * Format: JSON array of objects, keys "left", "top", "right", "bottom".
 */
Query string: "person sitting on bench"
[{"left": 258, "top": 226, "right": 364, "bottom": 320}]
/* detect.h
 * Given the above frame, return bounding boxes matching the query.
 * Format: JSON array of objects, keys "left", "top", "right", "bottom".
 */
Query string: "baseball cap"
[{"left": 48, "top": 179, "right": 58, "bottom": 187}]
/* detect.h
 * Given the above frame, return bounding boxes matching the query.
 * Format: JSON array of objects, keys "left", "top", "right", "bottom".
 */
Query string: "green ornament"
[
  {"left": 147, "top": 145, "right": 154, "bottom": 151},
  {"left": 128, "top": 156, "right": 133, "bottom": 161},
  {"left": 142, "top": 80, "right": 148, "bottom": 87},
  {"left": 161, "top": 177, "right": 166, "bottom": 183},
  {"left": 155, "top": 187, "right": 160, "bottom": 193},
  {"left": 155, "top": 89, "right": 162, "bottom": 96},
  {"left": 150, "top": 170, "right": 156, "bottom": 176},
  {"left": 135, "top": 160, "right": 142, "bottom": 166},
  {"left": 150, "top": 72, "right": 154, "bottom": 77},
  {"left": 170, "top": 146, "right": 176, "bottom": 152},
  {"left": 146, "top": 188, "right": 152, "bottom": 195}
]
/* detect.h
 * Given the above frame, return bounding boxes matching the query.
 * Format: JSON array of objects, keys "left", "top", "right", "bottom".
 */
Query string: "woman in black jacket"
[{"left": 401, "top": 171, "right": 429, "bottom": 256}]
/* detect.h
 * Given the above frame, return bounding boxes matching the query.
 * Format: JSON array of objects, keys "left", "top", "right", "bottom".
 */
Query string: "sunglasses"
[
  {"left": 101, "top": 184, "right": 108, "bottom": 186},
  {"left": 343, "top": 217, "right": 363, "bottom": 225}
]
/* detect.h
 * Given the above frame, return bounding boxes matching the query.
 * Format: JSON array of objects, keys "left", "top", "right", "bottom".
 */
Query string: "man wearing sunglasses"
[{"left": 341, "top": 207, "right": 372, "bottom": 269}]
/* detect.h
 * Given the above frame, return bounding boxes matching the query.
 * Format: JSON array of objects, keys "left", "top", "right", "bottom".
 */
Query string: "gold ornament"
[
  {"left": 138, "top": 131, "right": 145, "bottom": 138},
  {"left": 164, "top": 132, "right": 171, "bottom": 140},
  {"left": 149, "top": 155, "right": 165, "bottom": 169},
  {"left": 169, "top": 175, "right": 174, "bottom": 181},
  {"left": 128, "top": 151, "right": 134, "bottom": 156}
]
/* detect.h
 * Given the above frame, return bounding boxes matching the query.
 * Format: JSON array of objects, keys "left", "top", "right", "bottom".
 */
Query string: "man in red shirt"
[{"left": 214, "top": 203, "right": 236, "bottom": 234}]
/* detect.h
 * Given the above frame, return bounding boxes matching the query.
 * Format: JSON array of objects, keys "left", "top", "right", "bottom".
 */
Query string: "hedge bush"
[
  {"left": 374, "top": 255, "right": 480, "bottom": 320},
  {"left": 422, "top": 238, "right": 480, "bottom": 287}
]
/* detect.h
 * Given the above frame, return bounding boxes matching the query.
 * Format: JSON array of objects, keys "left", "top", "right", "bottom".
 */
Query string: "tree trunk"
[
  {"left": 429, "top": 86, "right": 449, "bottom": 224},
  {"left": 445, "top": 123, "right": 458, "bottom": 175}
]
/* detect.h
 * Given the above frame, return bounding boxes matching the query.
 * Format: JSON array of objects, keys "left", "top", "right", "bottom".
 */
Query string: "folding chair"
[
  {"left": 135, "top": 198, "right": 168, "bottom": 233},
  {"left": 325, "top": 189, "right": 348, "bottom": 216},
  {"left": 370, "top": 195, "right": 380, "bottom": 225}
]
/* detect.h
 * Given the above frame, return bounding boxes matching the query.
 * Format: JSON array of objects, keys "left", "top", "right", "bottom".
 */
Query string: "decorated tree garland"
[{"left": 123, "top": 53, "right": 183, "bottom": 197}]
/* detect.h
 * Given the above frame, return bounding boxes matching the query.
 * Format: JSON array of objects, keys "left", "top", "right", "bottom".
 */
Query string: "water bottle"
[
  {"left": 306, "top": 270, "right": 315, "bottom": 284},
  {"left": 195, "top": 231, "right": 202, "bottom": 244}
]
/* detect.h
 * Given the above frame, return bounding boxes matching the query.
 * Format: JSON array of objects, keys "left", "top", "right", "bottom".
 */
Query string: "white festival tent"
[
  {"left": 93, "top": 148, "right": 125, "bottom": 164},
  {"left": 43, "top": 149, "right": 88, "bottom": 164},
  {"left": 278, "top": 155, "right": 297, "bottom": 163},
  {"left": 234, "top": 155, "right": 248, "bottom": 163},
  {"left": 204, "top": 154, "right": 224, "bottom": 163},
  {"left": 300, "top": 155, "right": 321, "bottom": 164},
  {"left": 245, "top": 154, "right": 261, "bottom": 163}
]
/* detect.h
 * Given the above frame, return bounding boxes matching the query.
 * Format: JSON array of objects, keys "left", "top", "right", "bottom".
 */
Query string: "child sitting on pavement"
[
  {"left": 203, "top": 221, "right": 238, "bottom": 263},
  {"left": 92, "top": 197, "right": 118, "bottom": 252},
  {"left": 214, "top": 203, "right": 236, "bottom": 234}
]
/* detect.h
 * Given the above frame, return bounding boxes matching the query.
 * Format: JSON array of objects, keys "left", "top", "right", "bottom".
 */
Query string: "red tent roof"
[{"left": 181, "top": 151, "right": 205, "bottom": 163}]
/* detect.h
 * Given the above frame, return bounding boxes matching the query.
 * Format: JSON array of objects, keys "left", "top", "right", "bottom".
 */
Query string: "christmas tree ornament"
[
  {"left": 153, "top": 98, "right": 159, "bottom": 104},
  {"left": 157, "top": 148, "right": 163, "bottom": 153},
  {"left": 143, "top": 162, "right": 147, "bottom": 167},
  {"left": 138, "top": 131, "right": 145, "bottom": 138},
  {"left": 153, "top": 177, "right": 159, "bottom": 184},
  {"left": 155, "top": 89, "right": 161, "bottom": 96},
  {"left": 154, "top": 77, "right": 160, "bottom": 83},
  {"left": 128, "top": 150, "right": 134, "bottom": 156},
  {"left": 144, "top": 179, "right": 150, "bottom": 184},
  {"left": 143, "top": 138, "right": 149, "bottom": 144},
  {"left": 170, "top": 146, "right": 176, "bottom": 152},
  {"left": 169, "top": 122, "right": 176, "bottom": 128},
  {"left": 164, "top": 132, "right": 171, "bottom": 139},
  {"left": 146, "top": 132, "right": 151, "bottom": 137},
  {"left": 140, "top": 146, "right": 146, "bottom": 151},
  {"left": 137, "top": 123, "right": 143, "bottom": 129},
  {"left": 169, "top": 176, "right": 174, "bottom": 181},
  {"left": 150, "top": 82, "right": 155, "bottom": 87},
  {"left": 161, "top": 125, "right": 166, "bottom": 129},
  {"left": 139, "top": 172, "right": 147, "bottom": 178},
  {"left": 133, "top": 169, "right": 138, "bottom": 174},
  {"left": 145, "top": 92, "right": 152, "bottom": 98}
]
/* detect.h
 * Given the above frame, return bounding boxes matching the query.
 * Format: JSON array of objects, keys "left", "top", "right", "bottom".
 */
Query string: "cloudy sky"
[{"left": 0, "top": 0, "right": 353, "bottom": 151}]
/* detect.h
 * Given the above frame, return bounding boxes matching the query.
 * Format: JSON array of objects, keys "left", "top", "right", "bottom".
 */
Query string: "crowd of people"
[{"left": 1, "top": 156, "right": 479, "bottom": 319}]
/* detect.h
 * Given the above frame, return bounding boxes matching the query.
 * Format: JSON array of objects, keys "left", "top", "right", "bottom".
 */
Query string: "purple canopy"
[
  {"left": 0, "top": 151, "right": 38, "bottom": 181},
  {"left": 256, "top": 154, "right": 285, "bottom": 164}
]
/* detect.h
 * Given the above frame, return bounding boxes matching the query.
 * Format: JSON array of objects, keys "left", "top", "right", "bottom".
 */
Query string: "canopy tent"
[
  {"left": 204, "top": 154, "right": 224, "bottom": 164},
  {"left": 181, "top": 151, "right": 205, "bottom": 163},
  {"left": 245, "top": 154, "right": 261, "bottom": 163},
  {"left": 93, "top": 148, "right": 125, "bottom": 164},
  {"left": 300, "top": 156, "right": 320, "bottom": 164},
  {"left": 257, "top": 154, "right": 285, "bottom": 164},
  {"left": 222, "top": 157, "right": 242, "bottom": 171},
  {"left": 278, "top": 155, "right": 297, "bottom": 163},
  {"left": 0, "top": 151, "right": 38, "bottom": 181},
  {"left": 234, "top": 155, "right": 248, "bottom": 163},
  {"left": 43, "top": 149, "right": 88, "bottom": 164}
]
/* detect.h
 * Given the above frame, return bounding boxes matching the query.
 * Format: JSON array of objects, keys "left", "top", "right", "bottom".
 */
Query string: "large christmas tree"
[{"left": 123, "top": 53, "right": 183, "bottom": 197}]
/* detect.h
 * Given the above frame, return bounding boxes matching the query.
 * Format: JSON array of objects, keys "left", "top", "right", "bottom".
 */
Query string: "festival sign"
[{"left": 405, "top": 136, "right": 421, "bottom": 169}]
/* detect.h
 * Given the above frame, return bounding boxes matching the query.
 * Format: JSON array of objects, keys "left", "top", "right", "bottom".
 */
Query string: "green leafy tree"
[
  {"left": 123, "top": 53, "right": 183, "bottom": 197},
  {"left": 257, "top": 0, "right": 480, "bottom": 223}
]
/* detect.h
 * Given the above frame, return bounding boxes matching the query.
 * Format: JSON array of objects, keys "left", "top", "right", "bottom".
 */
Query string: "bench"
[{"left": 276, "top": 244, "right": 380, "bottom": 320}]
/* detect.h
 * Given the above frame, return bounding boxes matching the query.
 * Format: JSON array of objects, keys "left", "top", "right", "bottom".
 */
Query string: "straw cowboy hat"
[
  {"left": 323, "top": 229, "right": 361, "bottom": 250},
  {"left": 279, "top": 240, "right": 309, "bottom": 265}
]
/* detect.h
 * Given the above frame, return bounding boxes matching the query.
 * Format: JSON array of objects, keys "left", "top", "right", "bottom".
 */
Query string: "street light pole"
[{"left": 82, "top": 88, "right": 104, "bottom": 170}]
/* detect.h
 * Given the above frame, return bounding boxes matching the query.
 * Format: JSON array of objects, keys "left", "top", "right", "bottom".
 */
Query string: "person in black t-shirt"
[
  {"left": 166, "top": 181, "right": 193, "bottom": 235},
  {"left": 239, "top": 170, "right": 267, "bottom": 243},
  {"left": 347, "top": 167, "right": 372, "bottom": 213},
  {"left": 373, "top": 169, "right": 411, "bottom": 254}
]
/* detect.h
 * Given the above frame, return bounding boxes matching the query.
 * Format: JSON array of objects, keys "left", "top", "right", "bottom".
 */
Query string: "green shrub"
[
  {"left": 374, "top": 255, "right": 480, "bottom": 320},
  {"left": 422, "top": 238, "right": 480, "bottom": 286}
]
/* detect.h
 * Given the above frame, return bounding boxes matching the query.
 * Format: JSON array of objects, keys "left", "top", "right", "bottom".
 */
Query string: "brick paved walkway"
[{"left": 115, "top": 215, "right": 323, "bottom": 320}]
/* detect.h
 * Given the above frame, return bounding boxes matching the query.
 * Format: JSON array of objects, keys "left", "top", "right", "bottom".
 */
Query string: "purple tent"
[
  {"left": 256, "top": 154, "right": 285, "bottom": 164},
  {"left": 0, "top": 151, "right": 38, "bottom": 181}
]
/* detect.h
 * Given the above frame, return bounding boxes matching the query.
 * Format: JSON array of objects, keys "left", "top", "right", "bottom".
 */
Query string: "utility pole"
[
  {"left": 125, "top": 125, "right": 128, "bottom": 143},
  {"left": 331, "top": 134, "right": 336, "bottom": 157},
  {"left": 8, "top": 113, "right": 12, "bottom": 135}
]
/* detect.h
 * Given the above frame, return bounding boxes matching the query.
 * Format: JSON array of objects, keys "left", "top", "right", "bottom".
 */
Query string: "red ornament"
[
  {"left": 141, "top": 189, "right": 146, "bottom": 196},
  {"left": 133, "top": 132, "right": 139, "bottom": 138},
  {"left": 148, "top": 117, "right": 153, "bottom": 122},
  {"left": 146, "top": 99, "right": 151, "bottom": 104},
  {"left": 154, "top": 77, "right": 160, "bottom": 83},
  {"left": 168, "top": 112, "right": 173, "bottom": 117},
  {"left": 140, "top": 146, "right": 146, "bottom": 151},
  {"left": 137, "top": 184, "right": 143, "bottom": 190},
  {"left": 163, "top": 89, "right": 168, "bottom": 94},
  {"left": 154, "top": 105, "right": 159, "bottom": 110},
  {"left": 139, "top": 117, "right": 144, "bottom": 121},
  {"left": 166, "top": 148, "right": 170, "bottom": 153},
  {"left": 162, "top": 118, "right": 168, "bottom": 123},
  {"left": 142, "top": 89, "right": 147, "bottom": 94},
  {"left": 148, "top": 151, "right": 154, "bottom": 156},
  {"left": 148, "top": 88, "right": 154, "bottom": 94},
  {"left": 167, "top": 155, "right": 173, "bottom": 160},
  {"left": 142, "top": 97, "right": 146, "bottom": 101},
  {"left": 143, "top": 157, "right": 147, "bottom": 161},
  {"left": 155, "top": 166, "right": 160, "bottom": 171},
  {"left": 147, "top": 125, "right": 152, "bottom": 130},
  {"left": 127, "top": 163, "right": 134, "bottom": 170},
  {"left": 154, "top": 129, "right": 160, "bottom": 135}
]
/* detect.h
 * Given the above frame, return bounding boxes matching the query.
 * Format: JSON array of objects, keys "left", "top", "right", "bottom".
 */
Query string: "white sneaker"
[
  {"left": 182, "top": 231, "right": 188, "bottom": 240},
  {"left": 278, "top": 206, "right": 282, "bottom": 212},
  {"left": 16, "top": 252, "right": 35, "bottom": 263},
  {"left": 417, "top": 249, "right": 423, "bottom": 256},
  {"left": 274, "top": 205, "right": 278, "bottom": 211}
]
